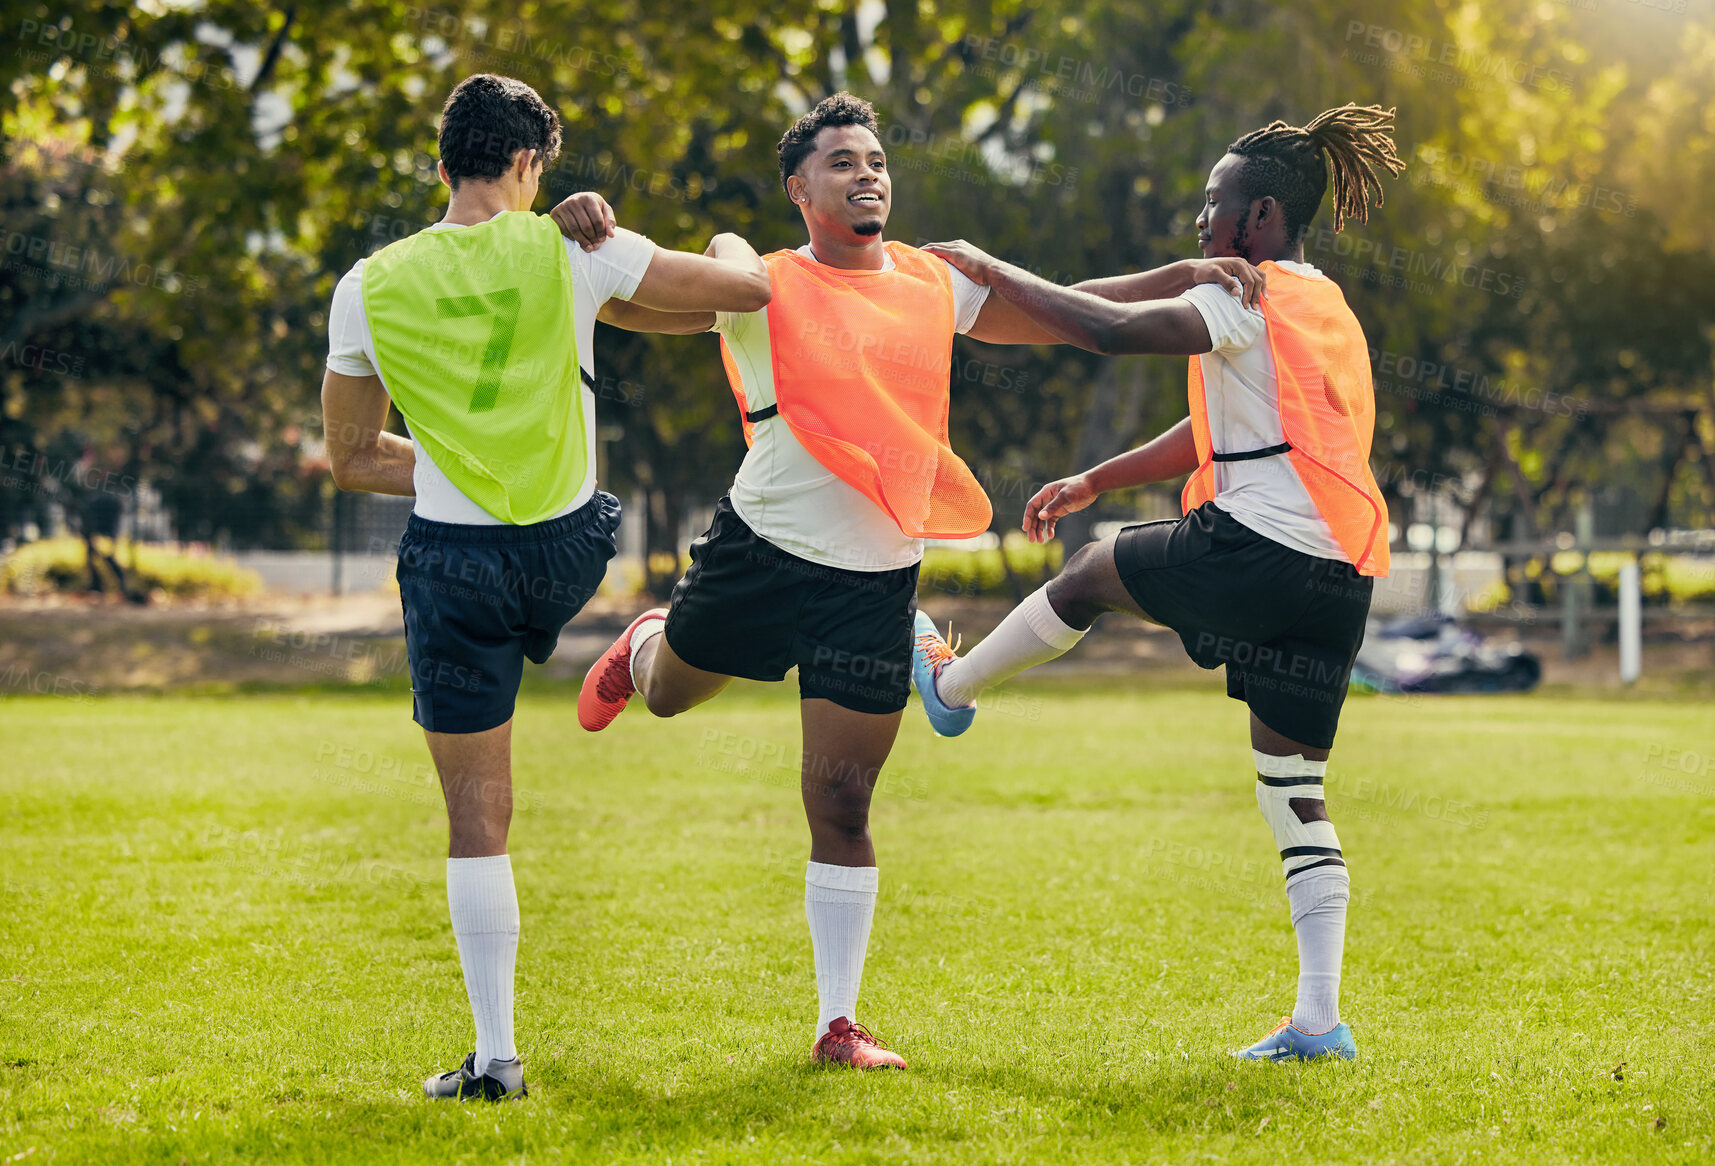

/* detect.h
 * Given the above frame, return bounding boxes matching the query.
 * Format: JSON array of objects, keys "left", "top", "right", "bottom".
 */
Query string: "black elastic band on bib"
[
  {"left": 745, "top": 404, "right": 779, "bottom": 424},
  {"left": 580, "top": 366, "right": 597, "bottom": 390},
  {"left": 1212, "top": 441, "right": 1292, "bottom": 462}
]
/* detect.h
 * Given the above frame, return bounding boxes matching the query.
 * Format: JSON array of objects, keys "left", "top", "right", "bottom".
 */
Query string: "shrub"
[
  {"left": 0, "top": 538, "right": 263, "bottom": 600},
  {"left": 919, "top": 533, "right": 1064, "bottom": 599}
]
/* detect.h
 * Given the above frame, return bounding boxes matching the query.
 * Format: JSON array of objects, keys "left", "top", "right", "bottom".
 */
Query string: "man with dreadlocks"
[{"left": 915, "top": 104, "right": 1405, "bottom": 1062}]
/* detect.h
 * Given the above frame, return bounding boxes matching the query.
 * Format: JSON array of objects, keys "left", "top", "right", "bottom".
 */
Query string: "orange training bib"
[
  {"left": 721, "top": 242, "right": 992, "bottom": 540},
  {"left": 1182, "top": 261, "right": 1390, "bottom": 576}
]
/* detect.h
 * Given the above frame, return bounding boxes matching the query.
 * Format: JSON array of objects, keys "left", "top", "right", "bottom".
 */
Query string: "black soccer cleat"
[{"left": 422, "top": 1052, "right": 527, "bottom": 1101}]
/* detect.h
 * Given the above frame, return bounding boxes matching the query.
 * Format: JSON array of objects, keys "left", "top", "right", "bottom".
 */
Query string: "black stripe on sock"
[
  {"left": 1258, "top": 774, "right": 1324, "bottom": 787},
  {"left": 1280, "top": 845, "right": 1343, "bottom": 859}
]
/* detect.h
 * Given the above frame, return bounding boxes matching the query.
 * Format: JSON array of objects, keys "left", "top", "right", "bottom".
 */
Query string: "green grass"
[{"left": 2, "top": 682, "right": 1711, "bottom": 1164}]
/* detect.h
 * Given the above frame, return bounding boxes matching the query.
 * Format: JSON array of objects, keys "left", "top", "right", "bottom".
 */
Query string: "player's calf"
[{"left": 1254, "top": 750, "right": 1352, "bottom": 1043}]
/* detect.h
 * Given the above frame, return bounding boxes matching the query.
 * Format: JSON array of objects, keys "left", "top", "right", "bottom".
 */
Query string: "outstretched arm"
[
  {"left": 1021, "top": 418, "right": 1199, "bottom": 542},
  {"left": 926, "top": 240, "right": 1213, "bottom": 356},
  {"left": 961, "top": 256, "right": 1265, "bottom": 345},
  {"left": 1077, "top": 257, "right": 1265, "bottom": 307},
  {"left": 549, "top": 192, "right": 771, "bottom": 317},
  {"left": 628, "top": 233, "right": 770, "bottom": 314},
  {"left": 597, "top": 299, "right": 717, "bottom": 335}
]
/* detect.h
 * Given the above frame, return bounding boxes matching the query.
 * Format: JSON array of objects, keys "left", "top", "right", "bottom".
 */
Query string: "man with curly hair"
[
  {"left": 321, "top": 73, "right": 772, "bottom": 1100},
  {"left": 575, "top": 92, "right": 1263, "bottom": 1069}
]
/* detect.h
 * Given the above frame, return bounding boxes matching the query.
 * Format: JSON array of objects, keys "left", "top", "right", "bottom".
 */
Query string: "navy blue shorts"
[{"left": 397, "top": 492, "right": 620, "bottom": 734}]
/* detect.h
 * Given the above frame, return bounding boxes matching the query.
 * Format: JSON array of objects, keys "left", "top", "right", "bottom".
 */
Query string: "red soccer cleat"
[
  {"left": 810, "top": 1016, "right": 907, "bottom": 1070},
  {"left": 577, "top": 608, "right": 666, "bottom": 731}
]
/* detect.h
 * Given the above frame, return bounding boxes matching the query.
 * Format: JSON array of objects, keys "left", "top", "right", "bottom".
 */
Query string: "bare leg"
[
  {"left": 423, "top": 718, "right": 522, "bottom": 1075},
  {"left": 424, "top": 719, "right": 514, "bottom": 857},
  {"left": 798, "top": 698, "right": 905, "bottom": 1054},
  {"left": 1249, "top": 711, "right": 1331, "bottom": 763},
  {"left": 631, "top": 632, "right": 732, "bottom": 717},
  {"left": 799, "top": 699, "right": 903, "bottom": 866},
  {"left": 1045, "top": 536, "right": 1154, "bottom": 629}
]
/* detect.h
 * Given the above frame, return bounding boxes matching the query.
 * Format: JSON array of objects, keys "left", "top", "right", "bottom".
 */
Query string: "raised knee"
[
  {"left": 638, "top": 675, "right": 685, "bottom": 717},
  {"left": 1048, "top": 540, "right": 1117, "bottom": 627}
]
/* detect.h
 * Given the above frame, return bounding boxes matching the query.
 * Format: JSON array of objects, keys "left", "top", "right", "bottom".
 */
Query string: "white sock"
[
  {"left": 447, "top": 854, "right": 520, "bottom": 1075},
  {"left": 1286, "top": 865, "right": 1349, "bottom": 1034},
  {"left": 627, "top": 615, "right": 666, "bottom": 688},
  {"left": 935, "top": 585, "right": 1086, "bottom": 708},
  {"left": 804, "top": 861, "right": 879, "bottom": 1040}
]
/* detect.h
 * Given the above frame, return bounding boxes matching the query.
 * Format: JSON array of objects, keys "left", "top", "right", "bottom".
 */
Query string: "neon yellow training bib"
[{"left": 363, "top": 211, "right": 587, "bottom": 524}]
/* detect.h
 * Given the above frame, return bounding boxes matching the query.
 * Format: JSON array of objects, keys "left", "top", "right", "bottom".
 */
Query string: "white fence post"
[{"left": 1619, "top": 558, "right": 1641, "bottom": 685}]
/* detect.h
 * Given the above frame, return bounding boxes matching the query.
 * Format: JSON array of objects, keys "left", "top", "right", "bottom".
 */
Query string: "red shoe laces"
[
  {"left": 829, "top": 1021, "right": 887, "bottom": 1049},
  {"left": 593, "top": 654, "right": 633, "bottom": 703}
]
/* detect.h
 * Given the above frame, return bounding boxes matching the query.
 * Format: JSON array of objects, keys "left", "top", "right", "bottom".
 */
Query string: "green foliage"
[
  {"left": 0, "top": 536, "right": 262, "bottom": 599},
  {"left": 919, "top": 531, "right": 1064, "bottom": 598},
  {"left": 2, "top": 0, "right": 1711, "bottom": 552},
  {"left": 1521, "top": 551, "right": 1715, "bottom": 606}
]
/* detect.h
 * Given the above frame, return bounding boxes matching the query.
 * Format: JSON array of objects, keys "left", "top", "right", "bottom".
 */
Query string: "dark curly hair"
[
  {"left": 1227, "top": 104, "right": 1405, "bottom": 241},
  {"left": 777, "top": 92, "right": 879, "bottom": 197},
  {"left": 437, "top": 74, "right": 563, "bottom": 189}
]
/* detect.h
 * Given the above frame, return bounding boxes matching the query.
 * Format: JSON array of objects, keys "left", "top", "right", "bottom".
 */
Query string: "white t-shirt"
[
  {"left": 712, "top": 246, "right": 991, "bottom": 571},
  {"left": 1179, "top": 260, "right": 1349, "bottom": 562},
  {"left": 326, "top": 216, "right": 655, "bottom": 525}
]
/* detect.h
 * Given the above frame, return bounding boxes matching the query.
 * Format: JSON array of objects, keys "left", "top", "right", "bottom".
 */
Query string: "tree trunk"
[{"left": 1057, "top": 357, "right": 1149, "bottom": 556}]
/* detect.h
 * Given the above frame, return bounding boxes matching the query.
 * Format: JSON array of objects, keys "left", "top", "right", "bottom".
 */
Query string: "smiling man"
[
  {"left": 566, "top": 91, "right": 1266, "bottom": 1069},
  {"left": 912, "top": 105, "right": 1406, "bottom": 1063}
]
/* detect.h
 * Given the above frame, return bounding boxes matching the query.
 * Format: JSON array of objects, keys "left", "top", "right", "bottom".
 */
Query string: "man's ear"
[
  {"left": 437, "top": 160, "right": 452, "bottom": 190},
  {"left": 786, "top": 175, "right": 807, "bottom": 205}
]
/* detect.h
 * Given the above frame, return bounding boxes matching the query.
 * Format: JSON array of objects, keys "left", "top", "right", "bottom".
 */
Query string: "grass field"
[{"left": 2, "top": 679, "right": 1711, "bottom": 1164}]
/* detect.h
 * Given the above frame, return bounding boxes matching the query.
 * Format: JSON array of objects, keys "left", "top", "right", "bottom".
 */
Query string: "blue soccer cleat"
[
  {"left": 1231, "top": 1017, "right": 1357, "bottom": 1062},
  {"left": 910, "top": 610, "right": 976, "bottom": 738}
]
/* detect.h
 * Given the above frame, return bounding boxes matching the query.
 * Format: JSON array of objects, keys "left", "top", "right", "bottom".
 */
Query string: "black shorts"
[
  {"left": 397, "top": 492, "right": 620, "bottom": 734},
  {"left": 664, "top": 497, "right": 919, "bottom": 715},
  {"left": 1113, "top": 503, "right": 1372, "bottom": 750}
]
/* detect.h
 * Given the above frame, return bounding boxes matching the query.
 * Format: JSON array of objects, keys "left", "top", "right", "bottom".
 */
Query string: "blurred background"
[{"left": 2, "top": 0, "right": 1712, "bottom": 695}]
